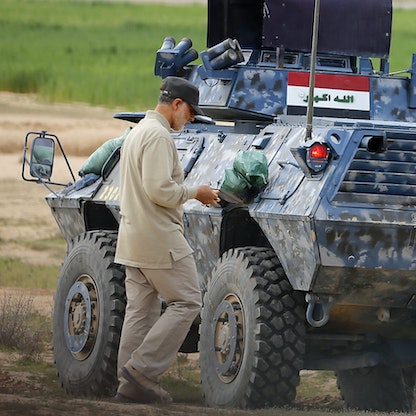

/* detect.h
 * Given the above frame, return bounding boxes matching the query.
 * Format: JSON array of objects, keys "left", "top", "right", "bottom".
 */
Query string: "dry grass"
[{"left": 0, "top": 292, "right": 48, "bottom": 360}]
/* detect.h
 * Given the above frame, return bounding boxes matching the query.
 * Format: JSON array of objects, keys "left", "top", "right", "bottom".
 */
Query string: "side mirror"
[
  {"left": 22, "top": 131, "right": 75, "bottom": 188},
  {"left": 29, "top": 136, "right": 55, "bottom": 180}
]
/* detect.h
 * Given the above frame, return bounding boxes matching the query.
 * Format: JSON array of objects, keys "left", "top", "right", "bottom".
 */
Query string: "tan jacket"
[{"left": 115, "top": 110, "right": 198, "bottom": 269}]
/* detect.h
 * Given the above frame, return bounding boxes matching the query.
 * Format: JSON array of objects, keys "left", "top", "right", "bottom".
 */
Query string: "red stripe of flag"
[{"left": 288, "top": 72, "right": 369, "bottom": 91}]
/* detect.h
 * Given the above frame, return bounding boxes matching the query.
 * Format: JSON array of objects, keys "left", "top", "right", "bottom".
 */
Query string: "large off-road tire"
[
  {"left": 336, "top": 365, "right": 416, "bottom": 412},
  {"left": 52, "top": 231, "right": 125, "bottom": 396},
  {"left": 199, "top": 247, "right": 306, "bottom": 408}
]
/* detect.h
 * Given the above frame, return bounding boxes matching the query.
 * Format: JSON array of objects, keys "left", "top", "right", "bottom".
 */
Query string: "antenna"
[{"left": 305, "top": 0, "right": 321, "bottom": 141}]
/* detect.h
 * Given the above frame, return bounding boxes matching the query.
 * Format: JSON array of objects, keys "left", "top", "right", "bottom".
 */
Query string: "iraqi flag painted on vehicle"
[{"left": 287, "top": 72, "right": 370, "bottom": 119}]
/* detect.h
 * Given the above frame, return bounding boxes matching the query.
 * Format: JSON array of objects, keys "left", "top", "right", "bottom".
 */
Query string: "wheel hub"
[
  {"left": 72, "top": 302, "right": 87, "bottom": 334},
  {"left": 212, "top": 294, "right": 244, "bottom": 383},
  {"left": 218, "top": 323, "right": 231, "bottom": 354},
  {"left": 64, "top": 275, "right": 99, "bottom": 360}
]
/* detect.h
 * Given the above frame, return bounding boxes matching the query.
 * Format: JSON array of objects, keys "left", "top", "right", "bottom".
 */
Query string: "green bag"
[
  {"left": 78, "top": 127, "right": 132, "bottom": 177},
  {"left": 233, "top": 149, "right": 268, "bottom": 188},
  {"left": 221, "top": 168, "right": 251, "bottom": 196},
  {"left": 220, "top": 149, "right": 268, "bottom": 202}
]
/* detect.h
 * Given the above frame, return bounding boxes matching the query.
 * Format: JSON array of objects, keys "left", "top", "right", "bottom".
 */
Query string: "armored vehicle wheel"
[
  {"left": 336, "top": 365, "right": 416, "bottom": 412},
  {"left": 199, "top": 247, "right": 306, "bottom": 408},
  {"left": 52, "top": 231, "right": 125, "bottom": 396}
]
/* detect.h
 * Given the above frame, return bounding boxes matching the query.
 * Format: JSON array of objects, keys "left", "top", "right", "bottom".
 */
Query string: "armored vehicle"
[{"left": 22, "top": 0, "right": 416, "bottom": 411}]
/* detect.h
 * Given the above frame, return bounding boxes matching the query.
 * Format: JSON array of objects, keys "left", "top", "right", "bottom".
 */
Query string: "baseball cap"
[{"left": 160, "top": 76, "right": 205, "bottom": 116}]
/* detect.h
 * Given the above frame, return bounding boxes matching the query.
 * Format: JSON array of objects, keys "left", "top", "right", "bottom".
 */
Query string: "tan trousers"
[{"left": 117, "top": 254, "right": 202, "bottom": 382}]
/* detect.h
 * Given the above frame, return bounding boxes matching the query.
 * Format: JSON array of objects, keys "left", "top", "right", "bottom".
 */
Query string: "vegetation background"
[
  {"left": 0, "top": 0, "right": 207, "bottom": 110},
  {"left": 1, "top": 0, "right": 416, "bottom": 414}
]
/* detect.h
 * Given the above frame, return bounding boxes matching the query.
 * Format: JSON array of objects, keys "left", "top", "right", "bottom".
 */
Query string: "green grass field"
[
  {"left": 0, "top": 0, "right": 416, "bottom": 111},
  {"left": 390, "top": 8, "right": 416, "bottom": 73},
  {"left": 0, "top": 0, "right": 207, "bottom": 110}
]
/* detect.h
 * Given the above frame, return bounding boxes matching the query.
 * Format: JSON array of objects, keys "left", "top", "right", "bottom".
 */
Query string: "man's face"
[{"left": 171, "top": 100, "right": 195, "bottom": 132}]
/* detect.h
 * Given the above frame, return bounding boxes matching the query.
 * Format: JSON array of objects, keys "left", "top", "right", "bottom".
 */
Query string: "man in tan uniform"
[{"left": 115, "top": 76, "right": 219, "bottom": 403}]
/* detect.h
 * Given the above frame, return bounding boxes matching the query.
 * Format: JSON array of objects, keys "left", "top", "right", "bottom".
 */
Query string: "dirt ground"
[{"left": 0, "top": 92, "right": 129, "bottom": 263}]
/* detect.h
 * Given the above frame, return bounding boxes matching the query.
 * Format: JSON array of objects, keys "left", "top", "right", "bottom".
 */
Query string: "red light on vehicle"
[
  {"left": 309, "top": 143, "right": 328, "bottom": 160},
  {"left": 306, "top": 142, "right": 330, "bottom": 173}
]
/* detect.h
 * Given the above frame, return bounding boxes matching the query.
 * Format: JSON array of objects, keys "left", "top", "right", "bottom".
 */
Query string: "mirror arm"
[
  {"left": 54, "top": 134, "right": 76, "bottom": 183},
  {"left": 33, "top": 175, "right": 60, "bottom": 198}
]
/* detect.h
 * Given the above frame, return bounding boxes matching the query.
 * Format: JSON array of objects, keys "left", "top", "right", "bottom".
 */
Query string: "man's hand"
[{"left": 196, "top": 185, "right": 220, "bottom": 206}]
